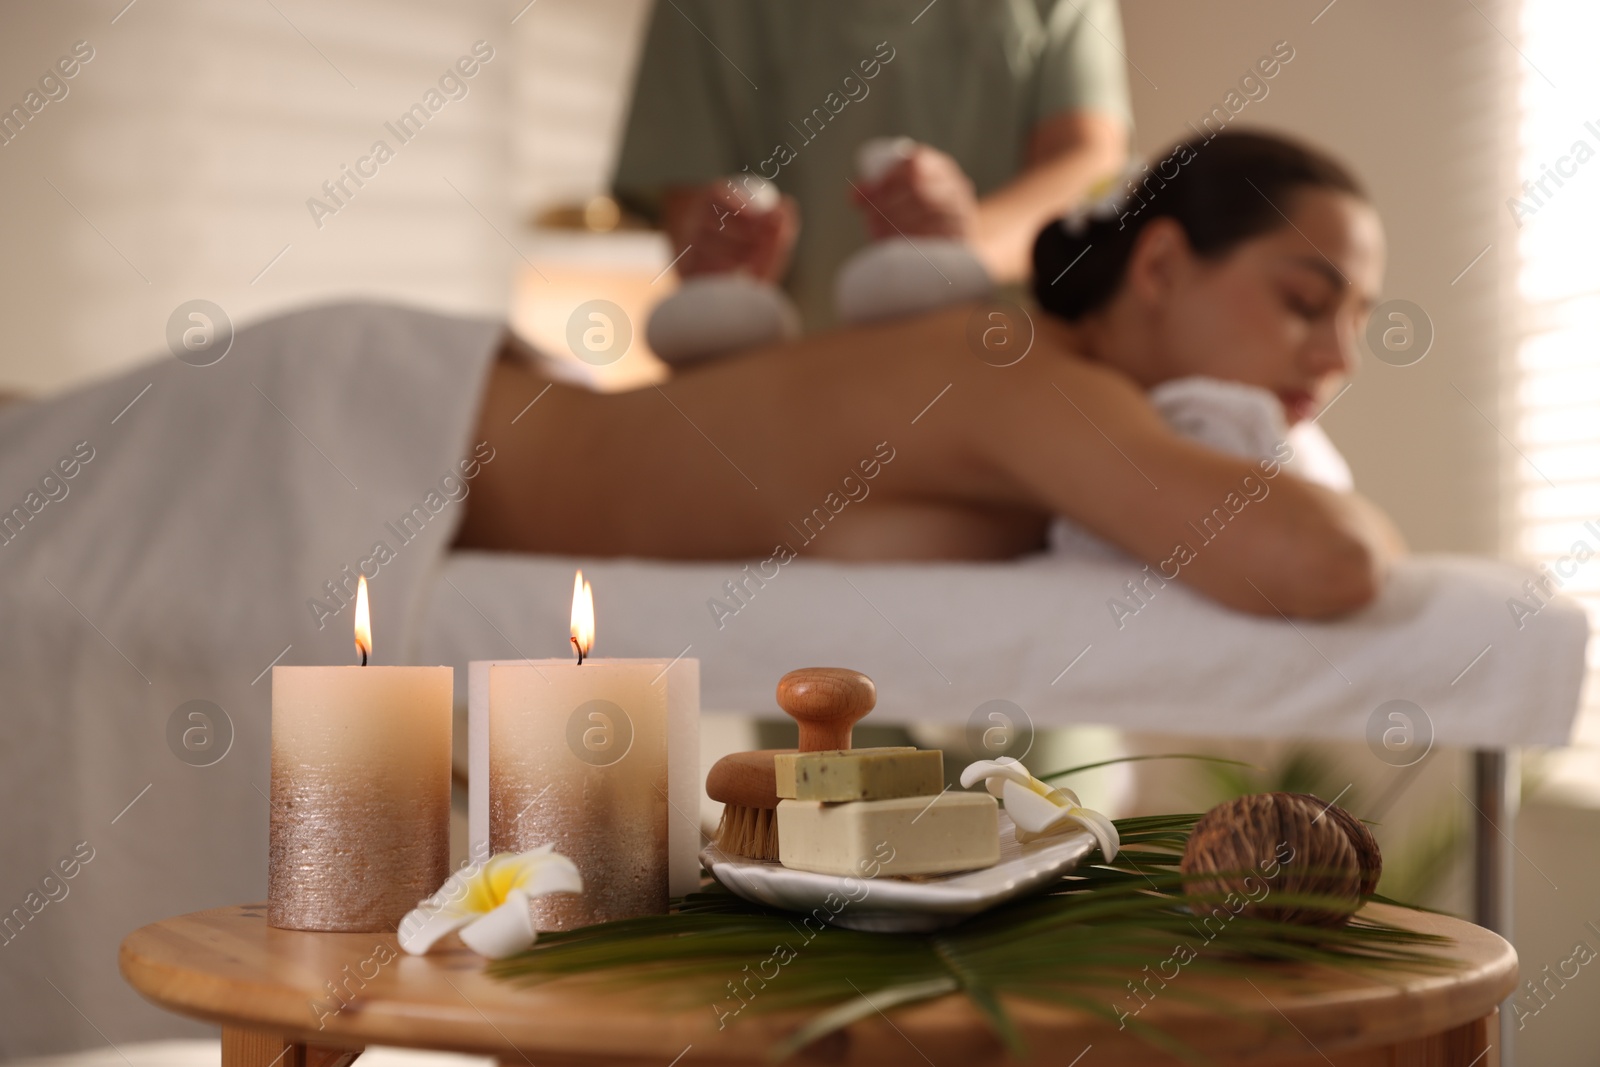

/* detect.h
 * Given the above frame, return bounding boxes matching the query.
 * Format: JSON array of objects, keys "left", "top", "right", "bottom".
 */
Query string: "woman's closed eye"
[
  {"left": 1278, "top": 256, "right": 1349, "bottom": 323},
  {"left": 1282, "top": 287, "right": 1332, "bottom": 321}
]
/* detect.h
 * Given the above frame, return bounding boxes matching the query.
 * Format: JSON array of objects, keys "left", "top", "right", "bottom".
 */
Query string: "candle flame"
[
  {"left": 570, "top": 570, "right": 594, "bottom": 663},
  {"left": 354, "top": 574, "right": 372, "bottom": 666}
]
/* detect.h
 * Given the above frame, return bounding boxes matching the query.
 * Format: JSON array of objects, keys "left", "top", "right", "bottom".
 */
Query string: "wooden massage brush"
[{"left": 705, "top": 667, "right": 876, "bottom": 860}]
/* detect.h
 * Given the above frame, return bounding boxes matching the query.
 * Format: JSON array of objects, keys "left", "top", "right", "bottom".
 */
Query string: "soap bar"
[
  {"left": 772, "top": 746, "right": 913, "bottom": 798},
  {"left": 776, "top": 793, "right": 1000, "bottom": 877},
  {"left": 774, "top": 747, "right": 941, "bottom": 801}
]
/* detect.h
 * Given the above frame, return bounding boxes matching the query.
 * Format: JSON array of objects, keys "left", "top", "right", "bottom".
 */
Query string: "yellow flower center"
[
  {"left": 1019, "top": 774, "right": 1068, "bottom": 806},
  {"left": 462, "top": 856, "right": 530, "bottom": 913}
]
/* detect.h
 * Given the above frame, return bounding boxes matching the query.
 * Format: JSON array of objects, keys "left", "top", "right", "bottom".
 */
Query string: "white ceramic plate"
[{"left": 700, "top": 813, "right": 1097, "bottom": 932}]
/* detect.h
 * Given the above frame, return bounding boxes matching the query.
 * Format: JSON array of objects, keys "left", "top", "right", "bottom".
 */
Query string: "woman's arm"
[{"left": 985, "top": 352, "right": 1402, "bottom": 618}]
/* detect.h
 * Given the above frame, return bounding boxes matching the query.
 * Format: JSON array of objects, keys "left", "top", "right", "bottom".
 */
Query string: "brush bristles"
[{"left": 715, "top": 803, "right": 780, "bottom": 861}]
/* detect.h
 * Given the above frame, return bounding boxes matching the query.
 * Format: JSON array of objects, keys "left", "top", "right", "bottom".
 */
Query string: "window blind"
[{"left": 1512, "top": 0, "right": 1600, "bottom": 745}]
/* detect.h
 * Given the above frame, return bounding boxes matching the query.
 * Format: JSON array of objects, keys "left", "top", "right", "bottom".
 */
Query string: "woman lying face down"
[{"left": 458, "top": 130, "right": 1402, "bottom": 619}]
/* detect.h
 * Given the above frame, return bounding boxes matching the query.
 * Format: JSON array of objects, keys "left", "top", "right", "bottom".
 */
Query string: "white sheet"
[
  {"left": 0, "top": 302, "right": 502, "bottom": 1057},
  {"left": 419, "top": 551, "right": 1588, "bottom": 750}
]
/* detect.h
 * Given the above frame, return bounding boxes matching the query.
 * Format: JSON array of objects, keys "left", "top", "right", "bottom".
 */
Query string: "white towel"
[{"left": 1049, "top": 376, "right": 1352, "bottom": 556}]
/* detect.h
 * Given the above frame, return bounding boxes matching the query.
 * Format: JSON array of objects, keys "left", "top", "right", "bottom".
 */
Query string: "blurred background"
[{"left": 1, "top": 1, "right": 1597, "bottom": 1062}]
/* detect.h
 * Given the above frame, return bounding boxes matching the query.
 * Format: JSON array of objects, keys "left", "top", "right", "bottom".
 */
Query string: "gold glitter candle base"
[
  {"left": 490, "top": 762, "right": 668, "bottom": 930},
  {"left": 488, "top": 661, "right": 669, "bottom": 931},
  {"left": 268, "top": 766, "right": 449, "bottom": 932},
  {"left": 268, "top": 665, "right": 452, "bottom": 932}
]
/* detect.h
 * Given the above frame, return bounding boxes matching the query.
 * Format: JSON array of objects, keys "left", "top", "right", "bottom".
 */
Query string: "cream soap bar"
[
  {"left": 773, "top": 747, "right": 942, "bottom": 801},
  {"left": 776, "top": 793, "right": 999, "bottom": 877}
]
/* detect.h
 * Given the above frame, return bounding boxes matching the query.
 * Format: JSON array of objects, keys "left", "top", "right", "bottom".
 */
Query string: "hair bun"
[
  {"left": 1029, "top": 130, "right": 1366, "bottom": 323},
  {"left": 1031, "top": 210, "right": 1133, "bottom": 321}
]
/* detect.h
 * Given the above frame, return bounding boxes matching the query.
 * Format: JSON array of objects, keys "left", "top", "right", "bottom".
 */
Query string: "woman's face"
[{"left": 1145, "top": 189, "right": 1385, "bottom": 424}]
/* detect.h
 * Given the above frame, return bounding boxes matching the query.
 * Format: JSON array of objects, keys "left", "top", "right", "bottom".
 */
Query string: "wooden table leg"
[
  {"left": 222, "top": 1027, "right": 363, "bottom": 1067},
  {"left": 222, "top": 1028, "right": 300, "bottom": 1067}
]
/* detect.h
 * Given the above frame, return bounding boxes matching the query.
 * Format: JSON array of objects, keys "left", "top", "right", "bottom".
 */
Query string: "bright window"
[{"left": 1513, "top": 0, "right": 1600, "bottom": 745}]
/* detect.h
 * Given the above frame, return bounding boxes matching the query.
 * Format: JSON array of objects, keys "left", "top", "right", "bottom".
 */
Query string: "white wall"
[
  {"left": 0, "top": 0, "right": 660, "bottom": 399},
  {"left": 1119, "top": 0, "right": 1513, "bottom": 556},
  {"left": 0, "top": 0, "right": 514, "bottom": 395},
  {"left": 1514, "top": 793, "right": 1600, "bottom": 1063},
  {"left": 509, "top": 0, "right": 650, "bottom": 219}
]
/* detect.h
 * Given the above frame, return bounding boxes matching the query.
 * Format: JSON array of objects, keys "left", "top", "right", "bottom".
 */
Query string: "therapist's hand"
[
  {"left": 662, "top": 183, "right": 800, "bottom": 283},
  {"left": 851, "top": 145, "right": 978, "bottom": 239}
]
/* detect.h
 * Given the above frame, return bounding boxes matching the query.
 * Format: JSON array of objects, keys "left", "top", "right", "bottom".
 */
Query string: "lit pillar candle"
[
  {"left": 269, "top": 576, "right": 452, "bottom": 932},
  {"left": 469, "top": 652, "right": 699, "bottom": 898},
  {"left": 487, "top": 572, "right": 680, "bottom": 930}
]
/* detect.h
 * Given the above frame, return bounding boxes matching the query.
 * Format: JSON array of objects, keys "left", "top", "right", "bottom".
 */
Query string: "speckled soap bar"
[
  {"left": 776, "top": 793, "right": 1000, "bottom": 877},
  {"left": 773, "top": 747, "right": 942, "bottom": 801}
]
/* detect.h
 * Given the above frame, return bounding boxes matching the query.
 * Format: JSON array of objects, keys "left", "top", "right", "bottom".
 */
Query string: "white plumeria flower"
[
  {"left": 960, "top": 757, "right": 1119, "bottom": 861},
  {"left": 398, "top": 844, "right": 582, "bottom": 959}
]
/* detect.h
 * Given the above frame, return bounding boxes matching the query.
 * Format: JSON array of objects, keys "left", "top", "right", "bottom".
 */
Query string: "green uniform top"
[{"left": 611, "top": 0, "right": 1133, "bottom": 330}]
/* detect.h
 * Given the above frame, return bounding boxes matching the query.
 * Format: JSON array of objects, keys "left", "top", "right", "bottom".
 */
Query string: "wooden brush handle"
[
  {"left": 777, "top": 667, "right": 876, "bottom": 752},
  {"left": 705, "top": 749, "right": 791, "bottom": 809}
]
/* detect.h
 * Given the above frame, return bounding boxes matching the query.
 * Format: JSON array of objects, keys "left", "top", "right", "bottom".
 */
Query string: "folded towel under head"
[{"left": 1048, "top": 376, "right": 1352, "bottom": 557}]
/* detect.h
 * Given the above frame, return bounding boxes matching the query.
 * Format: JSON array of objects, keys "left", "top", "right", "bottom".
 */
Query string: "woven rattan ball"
[
  {"left": 1180, "top": 792, "right": 1376, "bottom": 928},
  {"left": 1286, "top": 792, "right": 1383, "bottom": 898}
]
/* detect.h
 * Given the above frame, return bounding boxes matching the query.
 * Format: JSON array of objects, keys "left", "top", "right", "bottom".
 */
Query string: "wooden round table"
[{"left": 120, "top": 902, "right": 1514, "bottom": 1067}]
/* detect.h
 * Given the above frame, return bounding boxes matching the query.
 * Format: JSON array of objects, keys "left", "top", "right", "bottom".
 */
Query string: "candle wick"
[
  {"left": 360, "top": 648, "right": 368, "bottom": 667},
  {"left": 571, "top": 636, "right": 585, "bottom": 666}
]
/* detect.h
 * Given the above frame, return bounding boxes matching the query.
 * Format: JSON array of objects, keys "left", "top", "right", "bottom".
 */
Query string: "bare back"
[
  {"left": 460, "top": 307, "right": 1057, "bottom": 561},
  {"left": 459, "top": 306, "right": 1399, "bottom": 617}
]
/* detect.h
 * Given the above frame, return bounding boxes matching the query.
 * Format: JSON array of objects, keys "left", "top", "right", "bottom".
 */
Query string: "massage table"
[
  {"left": 418, "top": 550, "right": 1588, "bottom": 949},
  {"left": 419, "top": 549, "right": 1586, "bottom": 1065}
]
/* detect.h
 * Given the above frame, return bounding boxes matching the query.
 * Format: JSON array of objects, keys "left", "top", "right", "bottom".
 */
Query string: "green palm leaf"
[{"left": 488, "top": 813, "right": 1451, "bottom": 1062}]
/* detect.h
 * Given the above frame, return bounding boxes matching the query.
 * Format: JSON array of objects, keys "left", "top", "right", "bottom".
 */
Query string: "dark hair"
[{"left": 1031, "top": 130, "right": 1367, "bottom": 320}]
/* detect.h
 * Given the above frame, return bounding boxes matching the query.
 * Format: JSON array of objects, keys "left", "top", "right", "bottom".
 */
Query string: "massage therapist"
[{"left": 609, "top": 0, "right": 1133, "bottom": 330}]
